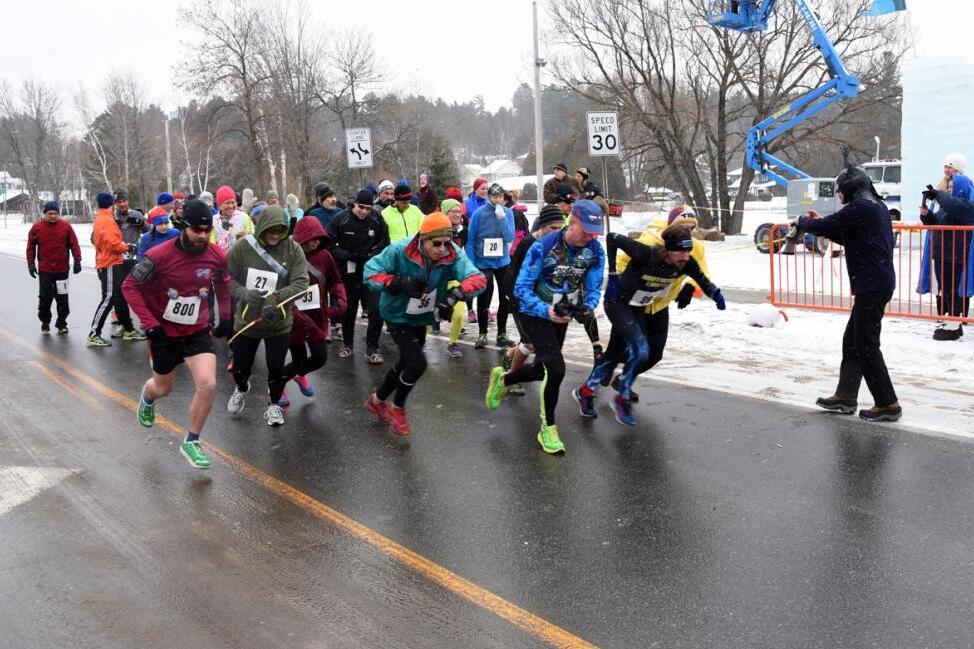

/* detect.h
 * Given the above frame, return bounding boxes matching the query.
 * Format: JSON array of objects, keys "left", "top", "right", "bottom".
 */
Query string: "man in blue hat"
[{"left": 485, "top": 199, "right": 606, "bottom": 454}]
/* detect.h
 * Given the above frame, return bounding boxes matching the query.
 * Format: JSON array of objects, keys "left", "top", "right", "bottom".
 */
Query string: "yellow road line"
[
  {"left": 28, "top": 360, "right": 102, "bottom": 407},
  {"left": 4, "top": 329, "right": 597, "bottom": 649}
]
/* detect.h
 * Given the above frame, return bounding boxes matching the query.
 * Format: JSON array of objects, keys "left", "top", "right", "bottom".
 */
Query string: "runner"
[
  {"left": 499, "top": 204, "right": 566, "bottom": 392},
  {"left": 26, "top": 201, "right": 82, "bottom": 335},
  {"left": 485, "top": 200, "right": 606, "bottom": 454},
  {"left": 226, "top": 204, "right": 309, "bottom": 426},
  {"left": 466, "top": 182, "right": 516, "bottom": 349},
  {"left": 121, "top": 199, "right": 232, "bottom": 469},
  {"left": 382, "top": 182, "right": 424, "bottom": 242},
  {"left": 88, "top": 192, "right": 145, "bottom": 346},
  {"left": 600, "top": 205, "right": 710, "bottom": 401},
  {"left": 136, "top": 208, "right": 180, "bottom": 259},
  {"left": 306, "top": 183, "right": 343, "bottom": 230},
  {"left": 326, "top": 188, "right": 390, "bottom": 363},
  {"left": 363, "top": 212, "right": 486, "bottom": 435},
  {"left": 440, "top": 198, "right": 469, "bottom": 357},
  {"left": 575, "top": 224, "right": 724, "bottom": 426},
  {"left": 283, "top": 216, "right": 347, "bottom": 403}
]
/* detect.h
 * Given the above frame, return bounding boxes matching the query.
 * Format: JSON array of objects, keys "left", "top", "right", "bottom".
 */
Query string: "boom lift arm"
[{"left": 708, "top": 0, "right": 860, "bottom": 186}]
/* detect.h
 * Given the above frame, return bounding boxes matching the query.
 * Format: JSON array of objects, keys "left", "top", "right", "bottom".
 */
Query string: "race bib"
[
  {"left": 163, "top": 295, "right": 201, "bottom": 325},
  {"left": 483, "top": 237, "right": 504, "bottom": 258},
  {"left": 629, "top": 289, "right": 665, "bottom": 307},
  {"left": 296, "top": 284, "right": 321, "bottom": 311},
  {"left": 55, "top": 279, "right": 69, "bottom": 295},
  {"left": 406, "top": 289, "right": 437, "bottom": 315},
  {"left": 246, "top": 268, "right": 277, "bottom": 294},
  {"left": 347, "top": 260, "right": 357, "bottom": 273},
  {"left": 553, "top": 290, "right": 579, "bottom": 305}
]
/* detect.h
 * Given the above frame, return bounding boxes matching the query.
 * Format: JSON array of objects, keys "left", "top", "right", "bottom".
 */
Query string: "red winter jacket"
[
  {"left": 289, "top": 217, "right": 347, "bottom": 343},
  {"left": 26, "top": 219, "right": 82, "bottom": 273}
]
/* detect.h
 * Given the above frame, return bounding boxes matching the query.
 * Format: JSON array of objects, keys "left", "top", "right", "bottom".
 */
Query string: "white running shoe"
[
  {"left": 227, "top": 382, "right": 249, "bottom": 414},
  {"left": 264, "top": 403, "right": 285, "bottom": 426}
]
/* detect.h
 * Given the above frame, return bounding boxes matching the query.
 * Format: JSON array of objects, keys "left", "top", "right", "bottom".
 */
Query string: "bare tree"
[
  {"left": 180, "top": 0, "right": 275, "bottom": 190},
  {"left": 75, "top": 86, "right": 113, "bottom": 189},
  {"left": 0, "top": 79, "right": 66, "bottom": 215},
  {"left": 315, "top": 31, "right": 384, "bottom": 129},
  {"left": 552, "top": 0, "right": 905, "bottom": 233}
]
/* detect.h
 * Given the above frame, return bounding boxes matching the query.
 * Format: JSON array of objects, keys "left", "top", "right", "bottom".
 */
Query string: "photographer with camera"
[
  {"left": 485, "top": 200, "right": 605, "bottom": 454},
  {"left": 574, "top": 224, "right": 724, "bottom": 426}
]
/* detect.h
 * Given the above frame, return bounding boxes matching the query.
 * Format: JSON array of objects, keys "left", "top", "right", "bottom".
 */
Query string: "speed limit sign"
[{"left": 587, "top": 112, "right": 620, "bottom": 157}]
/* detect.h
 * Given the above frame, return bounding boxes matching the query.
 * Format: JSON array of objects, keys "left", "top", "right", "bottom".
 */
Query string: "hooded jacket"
[
  {"left": 917, "top": 175, "right": 974, "bottom": 297},
  {"left": 465, "top": 202, "right": 516, "bottom": 269},
  {"left": 227, "top": 204, "right": 309, "bottom": 338},
  {"left": 381, "top": 202, "right": 424, "bottom": 242},
  {"left": 364, "top": 236, "right": 486, "bottom": 326},
  {"left": 290, "top": 217, "right": 348, "bottom": 342},
  {"left": 92, "top": 207, "right": 129, "bottom": 269},
  {"left": 136, "top": 226, "right": 180, "bottom": 260}
]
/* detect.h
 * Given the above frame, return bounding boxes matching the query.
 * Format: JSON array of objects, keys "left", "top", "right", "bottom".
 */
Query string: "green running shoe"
[
  {"left": 180, "top": 441, "right": 211, "bottom": 469},
  {"left": 137, "top": 385, "right": 155, "bottom": 428},
  {"left": 86, "top": 335, "right": 111, "bottom": 347},
  {"left": 122, "top": 329, "right": 147, "bottom": 341},
  {"left": 537, "top": 425, "right": 565, "bottom": 454},
  {"left": 485, "top": 366, "right": 508, "bottom": 410}
]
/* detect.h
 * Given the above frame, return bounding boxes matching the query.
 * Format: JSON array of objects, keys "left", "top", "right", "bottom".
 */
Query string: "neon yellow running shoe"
[
  {"left": 537, "top": 425, "right": 565, "bottom": 454},
  {"left": 485, "top": 366, "right": 508, "bottom": 410}
]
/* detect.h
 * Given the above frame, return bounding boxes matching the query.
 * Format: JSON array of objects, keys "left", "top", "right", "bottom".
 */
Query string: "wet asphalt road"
[{"left": 2, "top": 252, "right": 974, "bottom": 649}]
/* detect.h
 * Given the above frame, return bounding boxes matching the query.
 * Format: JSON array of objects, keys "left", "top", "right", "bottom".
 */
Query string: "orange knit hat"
[{"left": 419, "top": 211, "right": 453, "bottom": 239}]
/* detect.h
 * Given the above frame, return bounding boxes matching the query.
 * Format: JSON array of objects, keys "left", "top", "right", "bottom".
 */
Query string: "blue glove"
[
  {"left": 712, "top": 289, "right": 726, "bottom": 311},
  {"left": 604, "top": 273, "right": 621, "bottom": 302}
]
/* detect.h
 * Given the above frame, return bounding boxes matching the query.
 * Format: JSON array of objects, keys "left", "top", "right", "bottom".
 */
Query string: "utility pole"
[
  {"left": 532, "top": 1, "right": 545, "bottom": 209},
  {"left": 164, "top": 115, "right": 173, "bottom": 194}
]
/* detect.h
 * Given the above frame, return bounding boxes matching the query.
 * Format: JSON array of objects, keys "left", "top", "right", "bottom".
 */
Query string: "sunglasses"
[
  {"left": 188, "top": 225, "right": 212, "bottom": 234},
  {"left": 429, "top": 238, "right": 451, "bottom": 247}
]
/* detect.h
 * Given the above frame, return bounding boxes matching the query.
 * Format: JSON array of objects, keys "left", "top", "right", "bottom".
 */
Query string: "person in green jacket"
[
  {"left": 225, "top": 204, "right": 309, "bottom": 427},
  {"left": 363, "top": 211, "right": 487, "bottom": 436},
  {"left": 381, "top": 183, "right": 424, "bottom": 242}
]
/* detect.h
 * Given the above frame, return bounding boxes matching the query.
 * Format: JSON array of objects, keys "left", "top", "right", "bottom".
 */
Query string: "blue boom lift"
[{"left": 708, "top": 0, "right": 861, "bottom": 186}]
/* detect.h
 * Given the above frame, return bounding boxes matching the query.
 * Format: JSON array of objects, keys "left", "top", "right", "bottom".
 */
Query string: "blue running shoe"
[{"left": 572, "top": 387, "right": 597, "bottom": 418}]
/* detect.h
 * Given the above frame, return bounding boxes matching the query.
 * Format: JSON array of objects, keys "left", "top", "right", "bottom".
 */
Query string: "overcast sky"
[{"left": 3, "top": 0, "right": 969, "bottom": 114}]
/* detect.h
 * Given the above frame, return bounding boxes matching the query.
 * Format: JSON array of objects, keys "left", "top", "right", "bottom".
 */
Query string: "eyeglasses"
[
  {"left": 429, "top": 239, "right": 451, "bottom": 247},
  {"left": 188, "top": 225, "right": 212, "bottom": 234}
]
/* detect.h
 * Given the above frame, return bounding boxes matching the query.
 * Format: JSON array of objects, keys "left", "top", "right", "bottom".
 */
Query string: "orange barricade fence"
[{"left": 768, "top": 223, "right": 974, "bottom": 323}]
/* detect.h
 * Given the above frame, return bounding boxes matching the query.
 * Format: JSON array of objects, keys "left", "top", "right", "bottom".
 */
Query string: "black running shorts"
[{"left": 149, "top": 329, "right": 215, "bottom": 375}]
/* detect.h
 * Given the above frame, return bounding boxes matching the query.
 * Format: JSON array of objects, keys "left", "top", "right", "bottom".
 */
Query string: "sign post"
[
  {"left": 345, "top": 128, "right": 374, "bottom": 188},
  {"left": 587, "top": 111, "right": 620, "bottom": 233}
]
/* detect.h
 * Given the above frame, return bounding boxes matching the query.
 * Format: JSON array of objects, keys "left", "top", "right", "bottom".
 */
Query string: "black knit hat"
[
  {"left": 355, "top": 189, "right": 375, "bottom": 205},
  {"left": 533, "top": 204, "right": 565, "bottom": 231},
  {"left": 553, "top": 162, "right": 569, "bottom": 174},
  {"left": 315, "top": 183, "right": 335, "bottom": 199},
  {"left": 182, "top": 199, "right": 213, "bottom": 228},
  {"left": 113, "top": 189, "right": 128, "bottom": 202},
  {"left": 394, "top": 183, "right": 412, "bottom": 200},
  {"left": 553, "top": 183, "right": 576, "bottom": 203}
]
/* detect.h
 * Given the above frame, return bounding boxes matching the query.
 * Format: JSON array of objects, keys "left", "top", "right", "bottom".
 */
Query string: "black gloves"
[
  {"left": 389, "top": 276, "right": 426, "bottom": 298},
  {"left": 145, "top": 327, "right": 167, "bottom": 342},
  {"left": 244, "top": 288, "right": 267, "bottom": 307},
  {"left": 436, "top": 287, "right": 465, "bottom": 321},
  {"left": 922, "top": 185, "right": 938, "bottom": 202},
  {"left": 73, "top": 259, "right": 82, "bottom": 274},
  {"left": 676, "top": 283, "right": 695, "bottom": 309},
  {"left": 127, "top": 243, "right": 138, "bottom": 255},
  {"left": 27, "top": 261, "right": 37, "bottom": 278},
  {"left": 211, "top": 320, "right": 233, "bottom": 339},
  {"left": 261, "top": 302, "right": 285, "bottom": 323},
  {"left": 572, "top": 306, "right": 595, "bottom": 323}
]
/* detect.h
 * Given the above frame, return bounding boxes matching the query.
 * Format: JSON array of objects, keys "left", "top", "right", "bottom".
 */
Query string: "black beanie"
[
  {"left": 182, "top": 199, "right": 213, "bottom": 228},
  {"left": 534, "top": 204, "right": 565, "bottom": 231},
  {"left": 316, "top": 184, "right": 335, "bottom": 199},
  {"left": 355, "top": 189, "right": 375, "bottom": 205},
  {"left": 96, "top": 192, "right": 114, "bottom": 209}
]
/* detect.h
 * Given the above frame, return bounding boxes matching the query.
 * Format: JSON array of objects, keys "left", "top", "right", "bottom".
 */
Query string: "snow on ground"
[
  {"left": 559, "top": 301, "right": 974, "bottom": 441},
  {"left": 2, "top": 211, "right": 970, "bottom": 440},
  {"left": 0, "top": 218, "right": 98, "bottom": 270}
]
